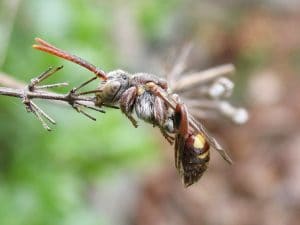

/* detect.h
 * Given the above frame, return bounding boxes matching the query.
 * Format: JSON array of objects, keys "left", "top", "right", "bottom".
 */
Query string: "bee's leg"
[
  {"left": 120, "top": 86, "right": 138, "bottom": 128},
  {"left": 146, "top": 82, "right": 176, "bottom": 110},
  {"left": 146, "top": 82, "right": 189, "bottom": 135},
  {"left": 153, "top": 97, "right": 174, "bottom": 144},
  {"left": 153, "top": 97, "right": 164, "bottom": 122},
  {"left": 159, "top": 127, "right": 175, "bottom": 144}
]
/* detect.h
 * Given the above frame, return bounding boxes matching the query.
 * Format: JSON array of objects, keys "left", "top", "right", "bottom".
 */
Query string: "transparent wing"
[{"left": 188, "top": 113, "right": 233, "bottom": 164}]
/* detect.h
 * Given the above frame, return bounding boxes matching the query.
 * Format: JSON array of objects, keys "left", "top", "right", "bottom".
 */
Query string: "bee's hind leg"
[
  {"left": 120, "top": 86, "right": 138, "bottom": 128},
  {"left": 159, "top": 127, "right": 175, "bottom": 145}
]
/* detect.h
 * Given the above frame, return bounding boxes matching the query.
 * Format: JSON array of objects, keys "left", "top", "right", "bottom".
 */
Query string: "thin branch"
[
  {"left": 72, "top": 104, "right": 97, "bottom": 121},
  {"left": 30, "top": 102, "right": 52, "bottom": 131},
  {"left": 0, "top": 67, "right": 107, "bottom": 130},
  {"left": 75, "top": 101, "right": 106, "bottom": 113},
  {"left": 29, "top": 66, "right": 64, "bottom": 90},
  {"left": 172, "top": 64, "right": 235, "bottom": 92},
  {"left": 167, "top": 42, "right": 193, "bottom": 86},
  {"left": 77, "top": 89, "right": 103, "bottom": 95},
  {"left": 72, "top": 76, "right": 97, "bottom": 92},
  {"left": 0, "top": 86, "right": 93, "bottom": 102},
  {"left": 35, "top": 82, "right": 69, "bottom": 89},
  {"left": 30, "top": 101, "right": 56, "bottom": 125}
]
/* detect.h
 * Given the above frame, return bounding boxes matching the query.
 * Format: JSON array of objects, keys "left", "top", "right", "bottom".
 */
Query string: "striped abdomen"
[{"left": 176, "top": 132, "right": 210, "bottom": 187}]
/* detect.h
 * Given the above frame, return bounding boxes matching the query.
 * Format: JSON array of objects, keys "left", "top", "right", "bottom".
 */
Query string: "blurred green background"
[
  {"left": 0, "top": 0, "right": 173, "bottom": 224},
  {"left": 1, "top": 0, "right": 300, "bottom": 225}
]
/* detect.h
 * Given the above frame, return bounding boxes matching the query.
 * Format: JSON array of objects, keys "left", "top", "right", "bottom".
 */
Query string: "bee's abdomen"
[
  {"left": 194, "top": 134, "right": 210, "bottom": 161},
  {"left": 185, "top": 133, "right": 210, "bottom": 163},
  {"left": 181, "top": 133, "right": 210, "bottom": 186}
]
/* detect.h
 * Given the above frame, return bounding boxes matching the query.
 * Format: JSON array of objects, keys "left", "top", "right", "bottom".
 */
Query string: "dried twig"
[
  {"left": 0, "top": 67, "right": 107, "bottom": 130},
  {"left": 168, "top": 62, "right": 248, "bottom": 124},
  {"left": 172, "top": 64, "right": 235, "bottom": 92},
  {"left": 167, "top": 43, "right": 193, "bottom": 86}
]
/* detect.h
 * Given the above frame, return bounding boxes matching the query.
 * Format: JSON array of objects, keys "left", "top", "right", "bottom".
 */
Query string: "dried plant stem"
[
  {"left": 173, "top": 64, "right": 235, "bottom": 92},
  {"left": 0, "top": 67, "right": 106, "bottom": 130},
  {"left": 167, "top": 43, "right": 193, "bottom": 84},
  {"left": 0, "top": 86, "right": 93, "bottom": 102}
]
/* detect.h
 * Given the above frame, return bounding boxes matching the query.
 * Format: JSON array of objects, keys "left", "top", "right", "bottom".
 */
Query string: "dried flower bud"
[
  {"left": 218, "top": 102, "right": 248, "bottom": 124},
  {"left": 209, "top": 77, "right": 234, "bottom": 99}
]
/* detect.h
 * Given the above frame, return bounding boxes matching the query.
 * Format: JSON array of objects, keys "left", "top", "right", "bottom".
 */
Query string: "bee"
[{"left": 33, "top": 38, "right": 233, "bottom": 187}]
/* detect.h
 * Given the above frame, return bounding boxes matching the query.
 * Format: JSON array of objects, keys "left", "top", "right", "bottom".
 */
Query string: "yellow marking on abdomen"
[
  {"left": 198, "top": 151, "right": 209, "bottom": 159},
  {"left": 194, "top": 134, "right": 206, "bottom": 149}
]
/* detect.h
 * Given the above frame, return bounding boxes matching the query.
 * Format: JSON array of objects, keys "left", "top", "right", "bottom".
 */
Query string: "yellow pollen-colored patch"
[
  {"left": 137, "top": 86, "right": 145, "bottom": 95},
  {"left": 193, "top": 134, "right": 206, "bottom": 149},
  {"left": 198, "top": 151, "right": 209, "bottom": 159},
  {"left": 145, "top": 82, "right": 155, "bottom": 89}
]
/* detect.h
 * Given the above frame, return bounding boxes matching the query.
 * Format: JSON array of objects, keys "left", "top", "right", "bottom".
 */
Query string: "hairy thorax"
[{"left": 135, "top": 91, "right": 156, "bottom": 123}]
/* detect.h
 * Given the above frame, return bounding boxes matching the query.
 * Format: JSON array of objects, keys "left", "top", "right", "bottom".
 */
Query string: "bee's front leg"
[{"left": 120, "top": 86, "right": 138, "bottom": 128}]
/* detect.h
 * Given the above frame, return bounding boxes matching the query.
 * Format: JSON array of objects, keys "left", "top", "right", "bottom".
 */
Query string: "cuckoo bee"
[{"left": 33, "top": 38, "right": 232, "bottom": 186}]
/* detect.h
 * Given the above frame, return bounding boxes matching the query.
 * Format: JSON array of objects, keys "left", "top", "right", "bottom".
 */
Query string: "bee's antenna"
[{"left": 33, "top": 38, "right": 107, "bottom": 80}]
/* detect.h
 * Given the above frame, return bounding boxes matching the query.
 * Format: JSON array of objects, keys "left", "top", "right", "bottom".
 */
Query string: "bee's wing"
[
  {"left": 174, "top": 134, "right": 185, "bottom": 173},
  {"left": 189, "top": 114, "right": 233, "bottom": 164},
  {"left": 164, "top": 45, "right": 234, "bottom": 164}
]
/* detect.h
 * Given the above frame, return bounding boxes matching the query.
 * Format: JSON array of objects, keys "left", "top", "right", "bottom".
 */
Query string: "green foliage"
[
  {"left": 135, "top": 0, "right": 178, "bottom": 40},
  {"left": 0, "top": 0, "right": 175, "bottom": 224}
]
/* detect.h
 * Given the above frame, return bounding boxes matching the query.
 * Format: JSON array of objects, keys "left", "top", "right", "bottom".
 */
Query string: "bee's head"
[
  {"left": 96, "top": 70, "right": 131, "bottom": 104},
  {"left": 106, "top": 69, "right": 130, "bottom": 85}
]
